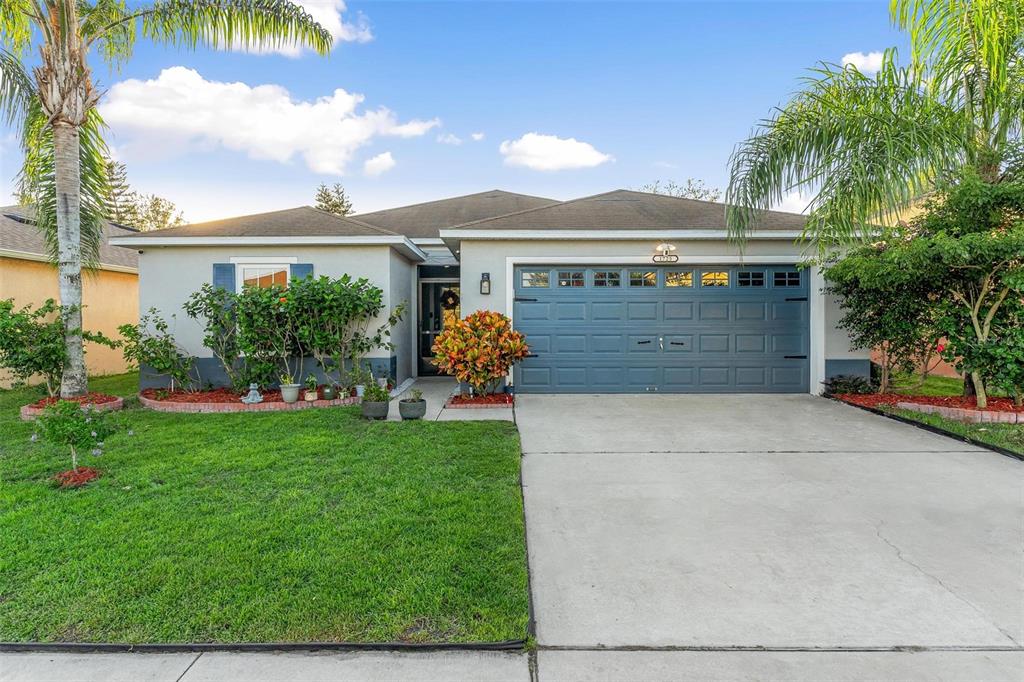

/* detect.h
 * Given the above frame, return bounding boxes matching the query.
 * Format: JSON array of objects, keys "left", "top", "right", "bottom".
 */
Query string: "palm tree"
[
  {"left": 726, "top": 0, "right": 1023, "bottom": 245},
  {"left": 0, "top": 1, "right": 331, "bottom": 398}
]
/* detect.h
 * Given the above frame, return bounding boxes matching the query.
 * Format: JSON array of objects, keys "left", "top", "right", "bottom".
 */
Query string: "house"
[
  {"left": 109, "top": 189, "right": 870, "bottom": 393},
  {"left": 0, "top": 206, "right": 139, "bottom": 387}
]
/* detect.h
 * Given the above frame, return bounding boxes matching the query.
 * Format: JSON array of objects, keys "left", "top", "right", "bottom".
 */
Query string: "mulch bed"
[
  {"left": 53, "top": 467, "right": 101, "bottom": 489},
  {"left": 837, "top": 393, "right": 1024, "bottom": 414},
  {"left": 446, "top": 393, "right": 514, "bottom": 409},
  {"left": 27, "top": 393, "right": 120, "bottom": 409},
  {"left": 140, "top": 387, "right": 357, "bottom": 404}
]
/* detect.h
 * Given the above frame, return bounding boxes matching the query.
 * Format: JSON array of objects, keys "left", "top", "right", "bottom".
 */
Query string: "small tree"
[
  {"left": 640, "top": 179, "right": 721, "bottom": 202},
  {"left": 235, "top": 284, "right": 302, "bottom": 385},
  {"left": 315, "top": 183, "right": 354, "bottom": 216},
  {"left": 823, "top": 257, "right": 939, "bottom": 393},
  {"left": 0, "top": 299, "right": 114, "bottom": 396},
  {"left": 433, "top": 311, "right": 529, "bottom": 395},
  {"left": 118, "top": 309, "right": 194, "bottom": 392},
  {"left": 183, "top": 284, "right": 242, "bottom": 389},
  {"left": 35, "top": 400, "right": 115, "bottom": 473}
]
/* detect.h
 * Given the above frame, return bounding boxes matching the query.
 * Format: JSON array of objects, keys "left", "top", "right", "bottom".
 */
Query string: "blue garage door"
[{"left": 513, "top": 265, "right": 809, "bottom": 393}]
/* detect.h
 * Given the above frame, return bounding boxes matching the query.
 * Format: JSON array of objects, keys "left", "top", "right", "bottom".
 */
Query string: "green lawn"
[
  {"left": 880, "top": 373, "right": 1022, "bottom": 455},
  {"left": 0, "top": 374, "right": 529, "bottom": 643}
]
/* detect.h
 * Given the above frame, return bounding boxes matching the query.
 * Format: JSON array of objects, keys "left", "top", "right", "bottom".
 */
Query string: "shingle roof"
[
  {"left": 354, "top": 190, "right": 557, "bottom": 238},
  {"left": 119, "top": 206, "right": 399, "bottom": 239},
  {"left": 0, "top": 205, "right": 139, "bottom": 270},
  {"left": 447, "top": 189, "right": 808, "bottom": 232}
]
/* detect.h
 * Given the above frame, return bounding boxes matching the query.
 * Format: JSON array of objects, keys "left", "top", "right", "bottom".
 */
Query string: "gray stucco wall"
[
  {"left": 389, "top": 249, "right": 415, "bottom": 383},
  {"left": 136, "top": 244, "right": 408, "bottom": 387}
]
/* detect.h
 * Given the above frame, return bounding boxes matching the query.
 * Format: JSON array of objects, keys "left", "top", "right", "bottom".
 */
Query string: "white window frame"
[{"left": 231, "top": 257, "right": 297, "bottom": 293}]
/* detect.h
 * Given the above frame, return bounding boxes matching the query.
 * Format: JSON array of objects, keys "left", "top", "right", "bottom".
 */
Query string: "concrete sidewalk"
[{"left": 387, "top": 377, "right": 514, "bottom": 422}]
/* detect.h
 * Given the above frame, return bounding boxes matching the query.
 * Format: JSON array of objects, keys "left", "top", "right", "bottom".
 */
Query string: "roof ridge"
[
  {"left": 303, "top": 205, "right": 402, "bottom": 236},
  {"left": 353, "top": 189, "right": 557, "bottom": 217},
  {"left": 447, "top": 189, "right": 627, "bottom": 229}
]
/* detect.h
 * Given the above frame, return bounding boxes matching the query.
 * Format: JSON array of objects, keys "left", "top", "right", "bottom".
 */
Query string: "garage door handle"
[
  {"left": 784, "top": 355, "right": 808, "bottom": 359},
  {"left": 514, "top": 297, "right": 538, "bottom": 302},
  {"left": 637, "top": 340, "right": 652, "bottom": 345},
  {"left": 785, "top": 297, "right": 808, "bottom": 302},
  {"left": 525, "top": 353, "right": 539, "bottom": 358},
  {"left": 670, "top": 341, "right": 686, "bottom": 346}
]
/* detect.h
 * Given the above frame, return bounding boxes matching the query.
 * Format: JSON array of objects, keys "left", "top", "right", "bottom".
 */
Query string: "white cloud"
[
  {"left": 101, "top": 67, "right": 438, "bottom": 175},
  {"left": 363, "top": 151, "right": 395, "bottom": 177},
  {"left": 499, "top": 132, "right": 612, "bottom": 171},
  {"left": 470, "top": 132, "right": 485, "bottom": 141},
  {"left": 773, "top": 191, "right": 812, "bottom": 215},
  {"left": 437, "top": 133, "right": 463, "bottom": 145},
  {"left": 240, "top": 0, "right": 372, "bottom": 57},
  {"left": 841, "top": 50, "right": 884, "bottom": 75}
]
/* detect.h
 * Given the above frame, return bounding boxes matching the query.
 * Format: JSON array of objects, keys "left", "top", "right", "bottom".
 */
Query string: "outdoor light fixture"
[
  {"left": 653, "top": 243, "right": 679, "bottom": 263},
  {"left": 480, "top": 272, "right": 491, "bottom": 295}
]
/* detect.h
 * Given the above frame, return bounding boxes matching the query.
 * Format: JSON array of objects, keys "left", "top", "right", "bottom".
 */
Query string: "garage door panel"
[{"left": 514, "top": 265, "right": 808, "bottom": 393}]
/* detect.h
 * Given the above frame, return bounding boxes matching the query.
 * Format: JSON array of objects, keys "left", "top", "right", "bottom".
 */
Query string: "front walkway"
[{"left": 387, "top": 377, "right": 514, "bottom": 422}]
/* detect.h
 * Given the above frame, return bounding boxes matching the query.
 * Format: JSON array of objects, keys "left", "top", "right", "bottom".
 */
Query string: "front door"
[{"left": 419, "top": 281, "right": 461, "bottom": 375}]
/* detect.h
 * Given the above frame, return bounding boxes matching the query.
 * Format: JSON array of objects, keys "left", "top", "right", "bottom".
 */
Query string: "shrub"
[
  {"left": 822, "top": 374, "right": 877, "bottom": 396},
  {"left": 0, "top": 299, "right": 115, "bottom": 397},
  {"left": 432, "top": 311, "right": 529, "bottom": 395},
  {"left": 363, "top": 383, "right": 391, "bottom": 403},
  {"left": 235, "top": 284, "right": 301, "bottom": 386},
  {"left": 35, "top": 400, "right": 116, "bottom": 472},
  {"left": 118, "top": 309, "right": 194, "bottom": 391},
  {"left": 183, "top": 284, "right": 242, "bottom": 389}
]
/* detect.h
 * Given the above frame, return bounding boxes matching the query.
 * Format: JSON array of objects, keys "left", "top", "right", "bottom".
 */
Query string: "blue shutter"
[
  {"left": 291, "top": 263, "right": 314, "bottom": 281},
  {"left": 212, "top": 263, "right": 235, "bottom": 290}
]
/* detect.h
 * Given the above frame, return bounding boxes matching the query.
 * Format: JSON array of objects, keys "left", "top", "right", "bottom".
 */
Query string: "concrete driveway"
[{"left": 518, "top": 394, "right": 1024, "bottom": 678}]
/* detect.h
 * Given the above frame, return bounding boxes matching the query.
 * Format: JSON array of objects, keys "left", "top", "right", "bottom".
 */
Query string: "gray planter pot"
[
  {"left": 399, "top": 399, "right": 427, "bottom": 420},
  {"left": 280, "top": 384, "right": 301, "bottom": 404},
  {"left": 361, "top": 400, "right": 389, "bottom": 420},
  {"left": 321, "top": 385, "right": 338, "bottom": 401}
]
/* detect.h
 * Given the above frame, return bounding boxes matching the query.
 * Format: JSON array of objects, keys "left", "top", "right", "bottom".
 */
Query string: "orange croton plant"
[{"left": 432, "top": 311, "right": 529, "bottom": 395}]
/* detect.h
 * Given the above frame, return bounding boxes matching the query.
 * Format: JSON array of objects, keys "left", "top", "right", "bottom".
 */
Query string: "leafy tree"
[
  {"left": 118, "top": 309, "right": 195, "bottom": 392},
  {"left": 1, "top": 1, "right": 331, "bottom": 398},
  {"left": 726, "top": 0, "right": 1023, "bottom": 245},
  {"left": 314, "top": 183, "right": 354, "bottom": 216},
  {"left": 641, "top": 179, "right": 721, "bottom": 202},
  {"left": 35, "top": 400, "right": 115, "bottom": 473},
  {"left": 822, "top": 172, "right": 1024, "bottom": 408},
  {"left": 823, "top": 261, "right": 939, "bottom": 394},
  {"left": 0, "top": 298, "right": 115, "bottom": 396},
  {"left": 105, "top": 159, "right": 185, "bottom": 230},
  {"left": 182, "top": 284, "right": 241, "bottom": 389}
]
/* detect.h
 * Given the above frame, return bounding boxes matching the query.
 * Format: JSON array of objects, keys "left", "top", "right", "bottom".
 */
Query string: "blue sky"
[{"left": 0, "top": 1, "right": 907, "bottom": 222}]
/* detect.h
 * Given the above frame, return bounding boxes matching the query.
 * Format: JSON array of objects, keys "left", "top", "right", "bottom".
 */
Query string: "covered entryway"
[{"left": 512, "top": 264, "right": 809, "bottom": 393}]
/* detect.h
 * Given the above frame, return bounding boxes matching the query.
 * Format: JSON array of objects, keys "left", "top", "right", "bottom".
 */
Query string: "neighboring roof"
[
  {"left": 444, "top": 189, "right": 808, "bottom": 233},
  {"left": 354, "top": 190, "right": 557, "bottom": 239},
  {"left": 0, "top": 205, "right": 139, "bottom": 272},
  {"left": 117, "top": 206, "right": 400, "bottom": 239}
]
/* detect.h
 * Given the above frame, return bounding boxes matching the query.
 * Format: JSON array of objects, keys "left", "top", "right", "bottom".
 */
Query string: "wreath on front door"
[{"left": 440, "top": 289, "right": 460, "bottom": 311}]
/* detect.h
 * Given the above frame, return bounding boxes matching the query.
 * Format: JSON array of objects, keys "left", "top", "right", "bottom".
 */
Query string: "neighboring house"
[
  {"left": 0, "top": 206, "right": 139, "bottom": 387},
  {"left": 110, "top": 189, "right": 870, "bottom": 394}
]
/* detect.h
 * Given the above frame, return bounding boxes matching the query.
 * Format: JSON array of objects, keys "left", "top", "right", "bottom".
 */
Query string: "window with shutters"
[{"left": 234, "top": 261, "right": 293, "bottom": 292}]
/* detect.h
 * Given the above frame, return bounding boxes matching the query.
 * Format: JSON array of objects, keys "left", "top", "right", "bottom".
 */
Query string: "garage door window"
[
  {"left": 774, "top": 271, "right": 801, "bottom": 287},
  {"left": 521, "top": 270, "right": 550, "bottom": 288},
  {"left": 629, "top": 271, "right": 657, "bottom": 287},
  {"left": 701, "top": 271, "right": 730, "bottom": 287},
  {"left": 557, "top": 271, "right": 585, "bottom": 287},
  {"left": 593, "top": 270, "right": 621, "bottom": 287},
  {"left": 665, "top": 271, "right": 693, "bottom": 287},
  {"left": 738, "top": 271, "right": 765, "bottom": 287}
]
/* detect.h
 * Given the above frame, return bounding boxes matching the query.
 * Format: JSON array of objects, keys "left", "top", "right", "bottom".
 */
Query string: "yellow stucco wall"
[{"left": 0, "top": 256, "right": 137, "bottom": 386}]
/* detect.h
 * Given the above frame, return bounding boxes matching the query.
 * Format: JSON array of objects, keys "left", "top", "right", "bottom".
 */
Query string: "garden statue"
[{"left": 241, "top": 383, "right": 263, "bottom": 404}]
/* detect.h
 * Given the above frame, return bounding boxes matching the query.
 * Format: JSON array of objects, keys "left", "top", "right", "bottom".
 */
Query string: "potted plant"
[
  {"left": 321, "top": 383, "right": 338, "bottom": 401},
  {"left": 303, "top": 374, "right": 319, "bottom": 402},
  {"left": 352, "top": 367, "right": 370, "bottom": 398},
  {"left": 361, "top": 383, "right": 391, "bottom": 420},
  {"left": 399, "top": 388, "right": 426, "bottom": 420},
  {"left": 279, "top": 373, "right": 301, "bottom": 403}
]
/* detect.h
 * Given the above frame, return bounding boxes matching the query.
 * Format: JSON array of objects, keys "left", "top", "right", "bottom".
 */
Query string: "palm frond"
[
  {"left": 18, "top": 98, "right": 111, "bottom": 270},
  {"left": 0, "top": 0, "right": 34, "bottom": 52},
  {"left": 726, "top": 55, "right": 964, "bottom": 247},
  {"left": 0, "top": 46, "right": 34, "bottom": 126},
  {"left": 81, "top": 0, "right": 138, "bottom": 68},
  {"left": 94, "top": 0, "right": 332, "bottom": 56}
]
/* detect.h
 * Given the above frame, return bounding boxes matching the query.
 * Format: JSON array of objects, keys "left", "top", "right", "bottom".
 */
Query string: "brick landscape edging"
[
  {"left": 139, "top": 394, "right": 359, "bottom": 414},
  {"left": 20, "top": 397, "right": 124, "bottom": 422},
  {"left": 896, "top": 401, "right": 1021, "bottom": 424}
]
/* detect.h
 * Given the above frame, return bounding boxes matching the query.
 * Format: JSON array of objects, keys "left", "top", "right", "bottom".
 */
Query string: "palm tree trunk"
[{"left": 53, "top": 121, "right": 88, "bottom": 398}]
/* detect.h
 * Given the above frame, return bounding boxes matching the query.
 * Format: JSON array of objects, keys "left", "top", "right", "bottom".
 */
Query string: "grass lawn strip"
[{"left": 0, "top": 374, "right": 529, "bottom": 644}]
